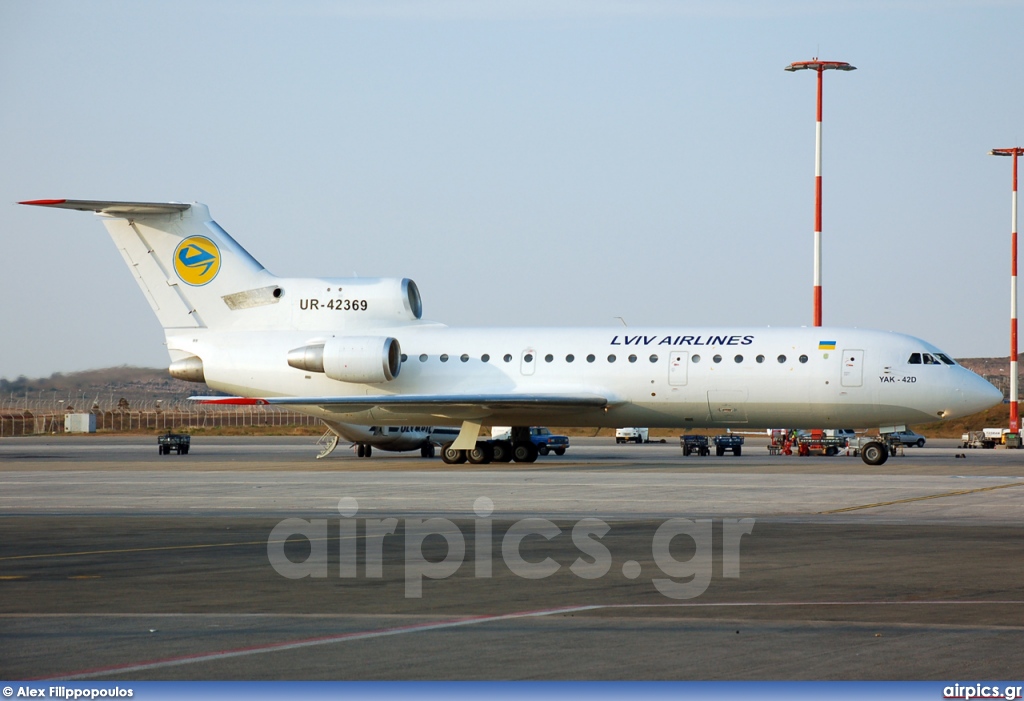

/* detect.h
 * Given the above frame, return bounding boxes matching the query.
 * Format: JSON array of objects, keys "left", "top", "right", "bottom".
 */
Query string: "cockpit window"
[
  {"left": 908, "top": 353, "right": 922, "bottom": 364},
  {"left": 937, "top": 353, "right": 956, "bottom": 365},
  {"left": 923, "top": 353, "right": 941, "bottom": 365}
]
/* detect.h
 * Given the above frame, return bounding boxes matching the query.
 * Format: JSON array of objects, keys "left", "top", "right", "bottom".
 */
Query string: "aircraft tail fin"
[{"left": 20, "top": 199, "right": 275, "bottom": 331}]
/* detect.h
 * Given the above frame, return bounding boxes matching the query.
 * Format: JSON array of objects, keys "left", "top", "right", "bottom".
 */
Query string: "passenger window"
[
  {"left": 756, "top": 355, "right": 765, "bottom": 363},
  {"left": 607, "top": 354, "right": 616, "bottom": 363},
  {"left": 524, "top": 353, "right": 533, "bottom": 363},
  {"left": 419, "top": 354, "right": 427, "bottom": 362},
  {"left": 628, "top": 354, "right": 637, "bottom": 363},
  {"left": 713, "top": 354, "right": 722, "bottom": 363},
  {"left": 649, "top": 354, "right": 658, "bottom": 363},
  {"left": 482, "top": 354, "right": 490, "bottom": 363},
  {"left": 587, "top": 354, "right": 596, "bottom": 363},
  {"left": 440, "top": 354, "right": 449, "bottom": 363},
  {"left": 566, "top": 354, "right": 575, "bottom": 363},
  {"left": 503, "top": 354, "right": 512, "bottom": 363},
  {"left": 460, "top": 354, "right": 469, "bottom": 363},
  {"left": 778, "top": 355, "right": 787, "bottom": 363},
  {"left": 692, "top": 355, "right": 701, "bottom": 363},
  {"left": 799, "top": 355, "right": 808, "bottom": 363},
  {"left": 401, "top": 354, "right": 408, "bottom": 362},
  {"left": 544, "top": 354, "right": 553, "bottom": 363},
  {"left": 734, "top": 355, "right": 743, "bottom": 363}
]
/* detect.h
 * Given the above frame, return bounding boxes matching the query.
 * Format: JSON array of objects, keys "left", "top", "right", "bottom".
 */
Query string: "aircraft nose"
[{"left": 956, "top": 370, "right": 1005, "bottom": 417}]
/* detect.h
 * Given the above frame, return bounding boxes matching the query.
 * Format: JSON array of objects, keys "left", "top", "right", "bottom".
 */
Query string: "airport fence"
[{"left": 0, "top": 406, "right": 322, "bottom": 437}]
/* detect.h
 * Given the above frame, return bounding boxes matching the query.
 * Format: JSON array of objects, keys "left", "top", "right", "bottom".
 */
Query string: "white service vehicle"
[
  {"left": 983, "top": 427, "right": 1010, "bottom": 444},
  {"left": 21, "top": 199, "right": 1004, "bottom": 467},
  {"left": 615, "top": 428, "right": 649, "bottom": 444}
]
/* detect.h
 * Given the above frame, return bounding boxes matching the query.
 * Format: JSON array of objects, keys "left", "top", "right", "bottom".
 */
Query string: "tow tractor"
[{"left": 158, "top": 432, "right": 191, "bottom": 455}]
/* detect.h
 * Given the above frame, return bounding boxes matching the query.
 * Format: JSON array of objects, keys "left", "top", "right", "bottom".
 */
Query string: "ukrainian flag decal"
[
  {"left": 173, "top": 236, "right": 221, "bottom": 286},
  {"left": 818, "top": 340, "right": 836, "bottom": 351}
]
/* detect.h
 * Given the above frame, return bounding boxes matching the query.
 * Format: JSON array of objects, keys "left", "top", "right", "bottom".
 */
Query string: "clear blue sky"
[{"left": 2, "top": 0, "right": 1023, "bottom": 379}]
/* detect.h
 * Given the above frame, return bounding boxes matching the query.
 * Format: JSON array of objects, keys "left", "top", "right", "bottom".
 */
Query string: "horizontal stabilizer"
[{"left": 19, "top": 199, "right": 190, "bottom": 216}]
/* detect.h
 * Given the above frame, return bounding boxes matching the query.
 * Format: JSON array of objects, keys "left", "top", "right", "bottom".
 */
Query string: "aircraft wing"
[{"left": 193, "top": 393, "right": 608, "bottom": 412}]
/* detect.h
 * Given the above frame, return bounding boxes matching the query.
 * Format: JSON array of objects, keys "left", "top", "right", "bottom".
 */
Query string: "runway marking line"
[
  {"left": 35, "top": 604, "right": 604, "bottom": 681},
  {"left": 31, "top": 600, "right": 1024, "bottom": 681},
  {"left": 817, "top": 481, "right": 1024, "bottom": 514}
]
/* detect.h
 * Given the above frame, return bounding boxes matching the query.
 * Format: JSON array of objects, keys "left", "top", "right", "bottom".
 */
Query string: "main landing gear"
[
  {"left": 859, "top": 440, "right": 889, "bottom": 466},
  {"left": 440, "top": 439, "right": 537, "bottom": 464}
]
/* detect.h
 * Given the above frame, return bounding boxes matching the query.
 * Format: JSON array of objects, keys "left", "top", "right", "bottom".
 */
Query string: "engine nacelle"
[
  {"left": 288, "top": 336, "right": 402, "bottom": 383},
  {"left": 168, "top": 355, "right": 206, "bottom": 383}
]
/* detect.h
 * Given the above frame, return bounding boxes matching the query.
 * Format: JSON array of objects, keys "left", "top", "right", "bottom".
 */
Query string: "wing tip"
[{"left": 19, "top": 199, "right": 67, "bottom": 206}]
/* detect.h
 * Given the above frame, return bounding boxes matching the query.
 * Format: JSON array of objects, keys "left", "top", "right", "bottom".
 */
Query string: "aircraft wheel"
[
  {"left": 537, "top": 444, "right": 550, "bottom": 456},
  {"left": 357, "top": 444, "right": 365, "bottom": 458},
  {"left": 491, "top": 441, "right": 513, "bottom": 463},
  {"left": 554, "top": 448, "right": 565, "bottom": 456},
  {"left": 512, "top": 441, "right": 538, "bottom": 463},
  {"left": 861, "top": 441, "right": 888, "bottom": 466},
  {"left": 467, "top": 443, "right": 492, "bottom": 464},
  {"left": 441, "top": 443, "right": 467, "bottom": 464},
  {"left": 365, "top": 445, "right": 372, "bottom": 458}
]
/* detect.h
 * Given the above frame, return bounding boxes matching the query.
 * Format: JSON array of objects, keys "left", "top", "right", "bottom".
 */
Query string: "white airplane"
[
  {"left": 22, "top": 199, "right": 1003, "bottom": 466},
  {"left": 320, "top": 422, "right": 461, "bottom": 459},
  {"left": 319, "top": 422, "right": 438, "bottom": 459}
]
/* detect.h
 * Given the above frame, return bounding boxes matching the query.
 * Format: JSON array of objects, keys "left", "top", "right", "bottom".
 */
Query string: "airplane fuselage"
[{"left": 177, "top": 325, "right": 999, "bottom": 429}]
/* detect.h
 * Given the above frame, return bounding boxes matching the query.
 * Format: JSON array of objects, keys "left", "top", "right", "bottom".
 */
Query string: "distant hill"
[{"left": 0, "top": 366, "right": 218, "bottom": 412}]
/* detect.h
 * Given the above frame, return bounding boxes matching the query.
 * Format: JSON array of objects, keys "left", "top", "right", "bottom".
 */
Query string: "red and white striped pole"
[
  {"left": 786, "top": 59, "right": 856, "bottom": 327},
  {"left": 990, "top": 147, "right": 1023, "bottom": 436}
]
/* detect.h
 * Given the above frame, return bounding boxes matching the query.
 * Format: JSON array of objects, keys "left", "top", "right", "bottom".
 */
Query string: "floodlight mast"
[
  {"left": 990, "top": 147, "right": 1023, "bottom": 436},
  {"left": 786, "top": 59, "right": 856, "bottom": 327}
]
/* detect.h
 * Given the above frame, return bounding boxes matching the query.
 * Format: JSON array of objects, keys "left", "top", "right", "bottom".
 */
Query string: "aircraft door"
[
  {"left": 841, "top": 349, "right": 864, "bottom": 387},
  {"left": 521, "top": 348, "right": 536, "bottom": 376},
  {"left": 669, "top": 351, "right": 688, "bottom": 386}
]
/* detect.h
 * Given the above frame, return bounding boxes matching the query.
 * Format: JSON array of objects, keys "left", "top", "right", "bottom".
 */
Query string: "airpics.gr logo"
[{"left": 173, "top": 236, "right": 221, "bottom": 286}]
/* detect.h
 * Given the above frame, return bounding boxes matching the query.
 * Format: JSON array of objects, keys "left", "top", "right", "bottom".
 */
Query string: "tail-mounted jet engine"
[{"left": 287, "top": 336, "right": 402, "bottom": 383}]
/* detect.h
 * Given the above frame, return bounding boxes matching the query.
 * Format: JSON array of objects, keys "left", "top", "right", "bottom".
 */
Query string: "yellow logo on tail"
[{"left": 173, "top": 236, "right": 221, "bottom": 286}]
